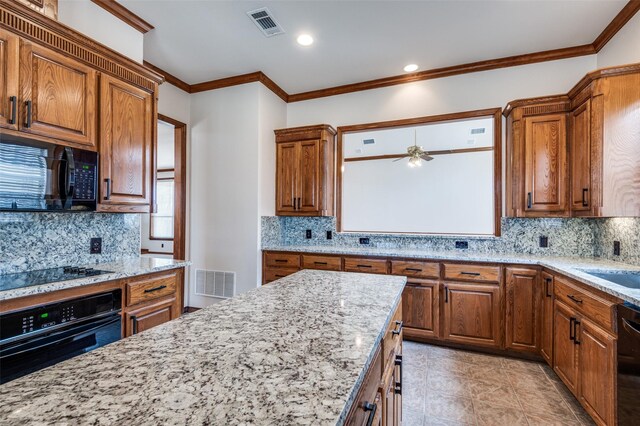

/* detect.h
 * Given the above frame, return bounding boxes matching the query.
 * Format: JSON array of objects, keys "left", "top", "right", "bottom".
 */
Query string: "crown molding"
[
  {"left": 144, "top": 0, "right": 639, "bottom": 102},
  {"left": 91, "top": 0, "right": 154, "bottom": 33},
  {"left": 143, "top": 61, "right": 190, "bottom": 93}
]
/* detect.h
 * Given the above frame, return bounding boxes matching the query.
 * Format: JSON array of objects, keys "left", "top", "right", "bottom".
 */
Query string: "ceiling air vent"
[{"left": 247, "top": 7, "right": 285, "bottom": 37}]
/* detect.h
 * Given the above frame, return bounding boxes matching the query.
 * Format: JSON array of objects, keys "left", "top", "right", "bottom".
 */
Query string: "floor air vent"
[
  {"left": 247, "top": 7, "right": 285, "bottom": 37},
  {"left": 195, "top": 269, "right": 236, "bottom": 299}
]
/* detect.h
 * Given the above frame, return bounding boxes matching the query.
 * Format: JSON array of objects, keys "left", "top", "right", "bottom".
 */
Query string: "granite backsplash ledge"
[
  {"left": 0, "top": 212, "right": 141, "bottom": 275},
  {"left": 262, "top": 216, "right": 640, "bottom": 264}
]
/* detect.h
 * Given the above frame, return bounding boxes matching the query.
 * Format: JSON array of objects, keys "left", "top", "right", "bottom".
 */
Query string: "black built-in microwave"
[{"left": 0, "top": 138, "right": 98, "bottom": 211}]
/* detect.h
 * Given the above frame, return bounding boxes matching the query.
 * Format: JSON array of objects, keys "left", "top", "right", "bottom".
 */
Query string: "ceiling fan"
[{"left": 392, "top": 130, "right": 434, "bottom": 167}]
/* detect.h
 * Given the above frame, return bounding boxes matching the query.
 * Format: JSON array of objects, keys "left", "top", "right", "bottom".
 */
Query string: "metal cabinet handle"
[
  {"left": 445, "top": 286, "right": 449, "bottom": 303},
  {"left": 9, "top": 96, "right": 16, "bottom": 124},
  {"left": 395, "top": 354, "right": 403, "bottom": 395},
  {"left": 567, "top": 294, "right": 583, "bottom": 304},
  {"left": 144, "top": 284, "right": 167, "bottom": 293},
  {"left": 582, "top": 188, "right": 589, "bottom": 207},
  {"left": 296, "top": 197, "right": 301, "bottom": 210},
  {"left": 357, "top": 264, "right": 372, "bottom": 268},
  {"left": 527, "top": 192, "right": 532, "bottom": 209},
  {"left": 274, "top": 259, "right": 288, "bottom": 263},
  {"left": 573, "top": 319, "right": 581, "bottom": 345},
  {"left": 405, "top": 268, "right": 422, "bottom": 272},
  {"left": 104, "top": 178, "right": 111, "bottom": 200},
  {"left": 363, "top": 402, "right": 377, "bottom": 426},
  {"left": 392, "top": 320, "right": 403, "bottom": 336},
  {"left": 314, "top": 261, "right": 328, "bottom": 265},
  {"left": 545, "top": 278, "right": 552, "bottom": 298},
  {"left": 131, "top": 315, "right": 138, "bottom": 335},
  {"left": 461, "top": 271, "right": 481, "bottom": 276},
  {"left": 24, "top": 100, "right": 32, "bottom": 128}
]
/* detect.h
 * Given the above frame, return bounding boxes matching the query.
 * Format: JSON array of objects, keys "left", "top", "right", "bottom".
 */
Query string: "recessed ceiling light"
[
  {"left": 297, "top": 34, "right": 314, "bottom": 46},
  {"left": 403, "top": 64, "right": 419, "bottom": 72}
]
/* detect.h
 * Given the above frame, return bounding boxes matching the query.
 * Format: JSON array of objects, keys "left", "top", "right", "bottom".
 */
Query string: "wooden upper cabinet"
[
  {"left": 505, "top": 267, "right": 540, "bottom": 353},
  {"left": 0, "top": 28, "right": 19, "bottom": 130},
  {"left": 275, "top": 124, "right": 336, "bottom": 216},
  {"left": 99, "top": 74, "right": 153, "bottom": 211},
  {"left": 570, "top": 99, "right": 593, "bottom": 214},
  {"left": 523, "top": 114, "right": 568, "bottom": 215},
  {"left": 19, "top": 41, "right": 97, "bottom": 149}
]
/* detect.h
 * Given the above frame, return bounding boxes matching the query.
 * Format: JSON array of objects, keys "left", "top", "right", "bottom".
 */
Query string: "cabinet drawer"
[
  {"left": 264, "top": 252, "right": 301, "bottom": 268},
  {"left": 264, "top": 267, "right": 299, "bottom": 283},
  {"left": 444, "top": 263, "right": 500, "bottom": 283},
  {"left": 302, "top": 254, "right": 342, "bottom": 271},
  {"left": 391, "top": 260, "right": 440, "bottom": 279},
  {"left": 382, "top": 304, "right": 403, "bottom": 368},
  {"left": 554, "top": 276, "right": 615, "bottom": 331},
  {"left": 345, "top": 347, "right": 382, "bottom": 426},
  {"left": 127, "top": 272, "right": 177, "bottom": 306},
  {"left": 344, "top": 258, "right": 388, "bottom": 274}
]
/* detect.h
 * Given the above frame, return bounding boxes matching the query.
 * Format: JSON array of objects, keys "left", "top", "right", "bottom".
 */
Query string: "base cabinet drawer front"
[
  {"left": 124, "top": 296, "right": 177, "bottom": 337},
  {"left": 391, "top": 260, "right": 440, "bottom": 279},
  {"left": 345, "top": 348, "right": 382, "bottom": 426},
  {"left": 264, "top": 267, "right": 299, "bottom": 283},
  {"left": 127, "top": 271, "right": 177, "bottom": 306},
  {"left": 554, "top": 276, "right": 615, "bottom": 331},
  {"left": 443, "top": 263, "right": 500, "bottom": 283},
  {"left": 540, "top": 272, "right": 555, "bottom": 365},
  {"left": 301, "top": 254, "right": 342, "bottom": 271},
  {"left": 344, "top": 258, "right": 388, "bottom": 274},
  {"left": 264, "top": 252, "right": 301, "bottom": 268},
  {"left": 578, "top": 318, "right": 616, "bottom": 426},
  {"left": 382, "top": 304, "right": 403, "bottom": 370},
  {"left": 553, "top": 300, "right": 579, "bottom": 394},
  {"left": 402, "top": 280, "right": 439, "bottom": 339},
  {"left": 442, "top": 282, "right": 501, "bottom": 348},
  {"left": 505, "top": 267, "right": 540, "bottom": 353}
]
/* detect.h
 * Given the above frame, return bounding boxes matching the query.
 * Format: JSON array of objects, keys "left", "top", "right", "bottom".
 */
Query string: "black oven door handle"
[{"left": 0, "top": 313, "right": 120, "bottom": 358}]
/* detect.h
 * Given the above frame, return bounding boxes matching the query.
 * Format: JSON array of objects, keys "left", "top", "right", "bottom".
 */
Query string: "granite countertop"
[
  {"left": 0, "top": 270, "right": 407, "bottom": 425},
  {"left": 263, "top": 245, "right": 640, "bottom": 306},
  {"left": 0, "top": 257, "right": 191, "bottom": 301}
]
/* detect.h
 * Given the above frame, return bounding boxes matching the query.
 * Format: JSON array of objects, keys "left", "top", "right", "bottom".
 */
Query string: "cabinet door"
[
  {"left": 402, "top": 280, "right": 439, "bottom": 338},
  {"left": 578, "top": 318, "right": 616, "bottom": 426},
  {"left": 99, "top": 74, "right": 153, "bottom": 209},
  {"left": 298, "top": 139, "right": 321, "bottom": 213},
  {"left": 275, "top": 142, "right": 299, "bottom": 214},
  {"left": 570, "top": 100, "right": 592, "bottom": 213},
  {"left": 553, "top": 300, "right": 579, "bottom": 394},
  {"left": 0, "top": 29, "right": 19, "bottom": 130},
  {"left": 382, "top": 368, "right": 396, "bottom": 426},
  {"left": 442, "top": 282, "right": 501, "bottom": 348},
  {"left": 523, "top": 114, "right": 567, "bottom": 214},
  {"left": 540, "top": 272, "right": 554, "bottom": 365},
  {"left": 19, "top": 41, "right": 97, "bottom": 148},
  {"left": 505, "top": 267, "right": 540, "bottom": 353},
  {"left": 124, "top": 296, "right": 178, "bottom": 337}
]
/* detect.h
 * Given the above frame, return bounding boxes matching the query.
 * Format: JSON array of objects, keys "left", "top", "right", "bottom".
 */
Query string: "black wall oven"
[
  {"left": 0, "top": 138, "right": 98, "bottom": 211},
  {"left": 0, "top": 290, "right": 122, "bottom": 384}
]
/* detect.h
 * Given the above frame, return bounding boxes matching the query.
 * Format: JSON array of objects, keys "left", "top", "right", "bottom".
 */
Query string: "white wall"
[
  {"left": 58, "top": 0, "right": 144, "bottom": 63},
  {"left": 597, "top": 12, "right": 640, "bottom": 68},
  {"left": 287, "top": 56, "right": 597, "bottom": 128}
]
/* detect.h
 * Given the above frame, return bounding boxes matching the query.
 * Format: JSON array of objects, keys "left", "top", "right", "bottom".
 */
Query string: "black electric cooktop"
[{"left": 0, "top": 266, "right": 111, "bottom": 292}]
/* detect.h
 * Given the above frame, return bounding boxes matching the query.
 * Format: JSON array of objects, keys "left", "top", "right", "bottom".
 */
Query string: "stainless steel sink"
[{"left": 584, "top": 271, "right": 640, "bottom": 289}]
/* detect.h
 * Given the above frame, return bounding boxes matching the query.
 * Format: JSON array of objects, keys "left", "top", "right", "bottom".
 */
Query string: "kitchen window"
[{"left": 150, "top": 178, "right": 175, "bottom": 239}]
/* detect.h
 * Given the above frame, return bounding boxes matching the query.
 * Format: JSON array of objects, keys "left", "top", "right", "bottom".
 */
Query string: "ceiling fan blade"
[
  {"left": 421, "top": 154, "right": 434, "bottom": 161},
  {"left": 392, "top": 156, "right": 407, "bottom": 162}
]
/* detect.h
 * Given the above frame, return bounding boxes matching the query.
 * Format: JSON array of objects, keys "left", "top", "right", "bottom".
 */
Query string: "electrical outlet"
[
  {"left": 305, "top": 230, "right": 312, "bottom": 239},
  {"left": 359, "top": 237, "right": 370, "bottom": 245},
  {"left": 455, "top": 241, "right": 468, "bottom": 249},
  {"left": 539, "top": 236, "right": 549, "bottom": 248},
  {"left": 614, "top": 241, "right": 621, "bottom": 256},
  {"left": 90, "top": 237, "right": 102, "bottom": 254},
  {"left": 326, "top": 231, "right": 332, "bottom": 240}
]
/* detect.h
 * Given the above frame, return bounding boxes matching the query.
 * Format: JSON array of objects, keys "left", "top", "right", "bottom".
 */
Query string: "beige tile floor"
[{"left": 403, "top": 341, "right": 595, "bottom": 426}]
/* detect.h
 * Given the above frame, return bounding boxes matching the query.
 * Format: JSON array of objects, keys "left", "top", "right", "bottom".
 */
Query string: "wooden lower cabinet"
[
  {"left": 402, "top": 279, "right": 439, "bottom": 339},
  {"left": 124, "top": 296, "right": 179, "bottom": 337},
  {"left": 442, "top": 282, "right": 501, "bottom": 348},
  {"left": 505, "top": 267, "right": 540, "bottom": 353},
  {"left": 540, "top": 272, "right": 555, "bottom": 364},
  {"left": 553, "top": 300, "right": 580, "bottom": 394}
]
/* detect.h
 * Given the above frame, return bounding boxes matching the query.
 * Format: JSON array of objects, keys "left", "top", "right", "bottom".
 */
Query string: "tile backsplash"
[
  {"left": 262, "top": 216, "right": 640, "bottom": 265},
  {"left": 0, "top": 212, "right": 141, "bottom": 275}
]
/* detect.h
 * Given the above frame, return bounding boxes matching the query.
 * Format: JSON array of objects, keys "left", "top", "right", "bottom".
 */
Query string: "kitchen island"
[{"left": 0, "top": 270, "right": 406, "bottom": 425}]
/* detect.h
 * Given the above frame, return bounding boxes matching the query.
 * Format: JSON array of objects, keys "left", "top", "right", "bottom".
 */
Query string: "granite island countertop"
[
  {"left": 264, "top": 245, "right": 640, "bottom": 305},
  {"left": 0, "top": 270, "right": 407, "bottom": 425},
  {"left": 0, "top": 257, "right": 191, "bottom": 301}
]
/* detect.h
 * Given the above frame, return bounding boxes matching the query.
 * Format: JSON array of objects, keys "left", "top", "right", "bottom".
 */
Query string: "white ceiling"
[{"left": 120, "top": 0, "right": 627, "bottom": 94}]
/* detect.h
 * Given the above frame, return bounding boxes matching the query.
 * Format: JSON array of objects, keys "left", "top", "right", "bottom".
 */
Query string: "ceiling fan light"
[{"left": 408, "top": 156, "right": 422, "bottom": 168}]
